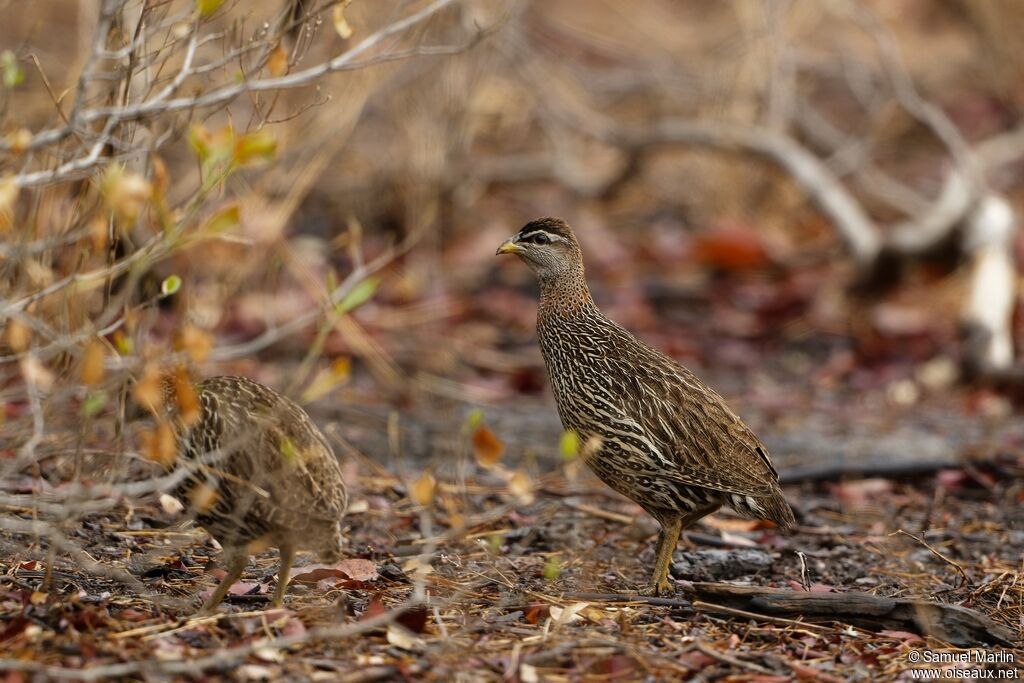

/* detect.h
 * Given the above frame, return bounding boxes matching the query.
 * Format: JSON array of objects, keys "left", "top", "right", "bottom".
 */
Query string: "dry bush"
[{"left": 0, "top": 0, "right": 491, "bottom": 589}]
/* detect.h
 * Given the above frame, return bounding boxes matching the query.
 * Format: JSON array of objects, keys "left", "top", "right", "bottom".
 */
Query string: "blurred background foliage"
[{"left": 3, "top": 0, "right": 1024, "bottom": 478}]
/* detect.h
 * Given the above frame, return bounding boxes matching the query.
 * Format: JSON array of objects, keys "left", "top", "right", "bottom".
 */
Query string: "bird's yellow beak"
[{"left": 496, "top": 238, "right": 521, "bottom": 256}]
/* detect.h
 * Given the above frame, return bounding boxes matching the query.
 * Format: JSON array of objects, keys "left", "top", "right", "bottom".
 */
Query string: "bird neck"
[{"left": 538, "top": 268, "right": 597, "bottom": 319}]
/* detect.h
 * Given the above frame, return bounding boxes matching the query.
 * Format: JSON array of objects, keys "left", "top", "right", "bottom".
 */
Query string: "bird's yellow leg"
[
  {"left": 641, "top": 516, "right": 682, "bottom": 596},
  {"left": 271, "top": 543, "right": 295, "bottom": 608},
  {"left": 199, "top": 553, "right": 247, "bottom": 614}
]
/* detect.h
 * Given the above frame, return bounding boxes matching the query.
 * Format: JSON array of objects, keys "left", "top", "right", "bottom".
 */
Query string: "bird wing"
[
  {"left": 603, "top": 330, "right": 780, "bottom": 498},
  {"left": 197, "top": 378, "right": 348, "bottom": 526},
  {"left": 250, "top": 408, "right": 349, "bottom": 524}
]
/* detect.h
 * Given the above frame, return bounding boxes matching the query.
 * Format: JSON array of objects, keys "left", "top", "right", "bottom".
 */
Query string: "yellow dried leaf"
[
  {"left": 301, "top": 357, "right": 352, "bottom": 403},
  {"left": 508, "top": 469, "right": 534, "bottom": 505},
  {"left": 5, "top": 318, "right": 30, "bottom": 352},
  {"left": 189, "top": 481, "right": 219, "bottom": 511},
  {"left": 332, "top": 3, "right": 354, "bottom": 39},
  {"left": 580, "top": 435, "right": 604, "bottom": 462},
  {"left": 89, "top": 215, "right": 109, "bottom": 251},
  {"left": 233, "top": 129, "right": 276, "bottom": 165},
  {"left": 19, "top": 356, "right": 53, "bottom": 390},
  {"left": 80, "top": 339, "right": 106, "bottom": 386},
  {"left": 0, "top": 177, "right": 18, "bottom": 234},
  {"left": 151, "top": 156, "right": 168, "bottom": 197},
  {"left": 386, "top": 623, "right": 424, "bottom": 652},
  {"left": 200, "top": 203, "right": 240, "bottom": 235},
  {"left": 472, "top": 425, "right": 504, "bottom": 468},
  {"left": 159, "top": 493, "right": 184, "bottom": 514},
  {"left": 133, "top": 365, "right": 163, "bottom": 414},
  {"left": 8, "top": 129, "right": 31, "bottom": 155},
  {"left": 175, "top": 324, "right": 213, "bottom": 363},
  {"left": 171, "top": 368, "right": 201, "bottom": 426},
  {"left": 331, "top": 356, "right": 352, "bottom": 379},
  {"left": 188, "top": 123, "right": 214, "bottom": 160},
  {"left": 102, "top": 166, "right": 152, "bottom": 223},
  {"left": 410, "top": 472, "right": 436, "bottom": 507},
  {"left": 268, "top": 45, "right": 288, "bottom": 77},
  {"left": 141, "top": 421, "right": 177, "bottom": 467}
]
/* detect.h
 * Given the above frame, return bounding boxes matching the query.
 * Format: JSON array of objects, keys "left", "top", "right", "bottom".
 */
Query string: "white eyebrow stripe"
[{"left": 518, "top": 230, "right": 568, "bottom": 243}]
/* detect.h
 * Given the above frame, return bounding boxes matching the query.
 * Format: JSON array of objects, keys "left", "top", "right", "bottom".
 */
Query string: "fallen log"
[{"left": 688, "top": 582, "right": 1017, "bottom": 648}]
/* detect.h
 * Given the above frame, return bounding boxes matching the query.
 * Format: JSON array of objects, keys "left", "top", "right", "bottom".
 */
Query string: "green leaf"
[
  {"left": 487, "top": 532, "right": 503, "bottom": 554},
  {"left": 81, "top": 391, "right": 109, "bottom": 418},
  {"left": 542, "top": 555, "right": 562, "bottom": 581},
  {"left": 280, "top": 437, "right": 298, "bottom": 464},
  {"left": 335, "top": 277, "right": 379, "bottom": 314},
  {"left": 196, "top": 0, "right": 226, "bottom": 17},
  {"left": 559, "top": 430, "right": 579, "bottom": 460},
  {"left": 465, "top": 408, "right": 484, "bottom": 431},
  {"left": 161, "top": 275, "right": 182, "bottom": 297},
  {"left": 1, "top": 51, "right": 24, "bottom": 89}
]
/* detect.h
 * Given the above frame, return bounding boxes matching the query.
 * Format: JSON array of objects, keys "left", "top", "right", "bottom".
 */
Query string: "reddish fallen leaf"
[
  {"left": 116, "top": 609, "right": 151, "bottom": 622},
  {"left": 871, "top": 303, "right": 930, "bottom": 337},
  {"left": 359, "top": 596, "right": 387, "bottom": 622},
  {"left": 198, "top": 581, "right": 262, "bottom": 602},
  {"left": 228, "top": 581, "right": 262, "bottom": 596},
  {"left": 936, "top": 469, "right": 968, "bottom": 490},
  {"left": 878, "top": 630, "right": 926, "bottom": 643},
  {"left": 829, "top": 478, "right": 893, "bottom": 505},
  {"left": 591, "top": 655, "right": 636, "bottom": 676},
  {"left": 292, "top": 559, "right": 378, "bottom": 584},
  {"left": 789, "top": 660, "right": 847, "bottom": 682},
  {"left": 524, "top": 604, "right": 548, "bottom": 625},
  {"left": 677, "top": 650, "right": 716, "bottom": 670},
  {"left": 396, "top": 605, "right": 429, "bottom": 634},
  {"left": 16, "top": 561, "right": 38, "bottom": 571},
  {"left": 0, "top": 616, "right": 28, "bottom": 643},
  {"left": 472, "top": 425, "right": 505, "bottom": 468},
  {"left": 692, "top": 226, "right": 771, "bottom": 271},
  {"left": 280, "top": 616, "right": 306, "bottom": 638},
  {"left": 291, "top": 567, "right": 345, "bottom": 584}
]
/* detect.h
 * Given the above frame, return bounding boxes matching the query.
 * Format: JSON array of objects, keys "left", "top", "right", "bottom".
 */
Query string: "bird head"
[{"left": 495, "top": 217, "right": 584, "bottom": 282}]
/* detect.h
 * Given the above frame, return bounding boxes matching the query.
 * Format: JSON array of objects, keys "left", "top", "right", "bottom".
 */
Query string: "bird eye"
[{"left": 532, "top": 233, "right": 550, "bottom": 245}]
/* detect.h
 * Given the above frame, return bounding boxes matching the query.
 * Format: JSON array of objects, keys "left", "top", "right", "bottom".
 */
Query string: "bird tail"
[{"left": 730, "top": 489, "right": 796, "bottom": 530}]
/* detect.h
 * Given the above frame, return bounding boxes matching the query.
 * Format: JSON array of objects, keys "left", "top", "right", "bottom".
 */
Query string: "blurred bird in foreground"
[
  {"left": 155, "top": 374, "right": 347, "bottom": 611},
  {"left": 497, "top": 218, "right": 794, "bottom": 595}
]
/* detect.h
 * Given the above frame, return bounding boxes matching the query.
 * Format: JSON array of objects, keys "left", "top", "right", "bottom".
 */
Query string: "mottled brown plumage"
[
  {"left": 497, "top": 218, "right": 794, "bottom": 595},
  {"left": 162, "top": 375, "right": 347, "bottom": 611}
]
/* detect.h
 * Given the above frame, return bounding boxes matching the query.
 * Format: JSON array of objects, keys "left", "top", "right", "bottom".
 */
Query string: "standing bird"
[
  {"left": 160, "top": 375, "right": 347, "bottom": 611},
  {"left": 496, "top": 218, "right": 794, "bottom": 595}
]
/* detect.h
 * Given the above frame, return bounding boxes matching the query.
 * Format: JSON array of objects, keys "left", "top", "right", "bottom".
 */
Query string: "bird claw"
[{"left": 639, "top": 580, "right": 675, "bottom": 597}]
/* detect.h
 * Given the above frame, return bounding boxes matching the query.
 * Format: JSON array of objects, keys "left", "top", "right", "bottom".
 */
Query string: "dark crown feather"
[{"left": 518, "top": 217, "right": 576, "bottom": 241}]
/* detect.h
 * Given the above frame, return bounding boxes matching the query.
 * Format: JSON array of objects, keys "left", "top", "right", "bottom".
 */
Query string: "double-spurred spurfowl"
[{"left": 497, "top": 218, "right": 794, "bottom": 595}]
